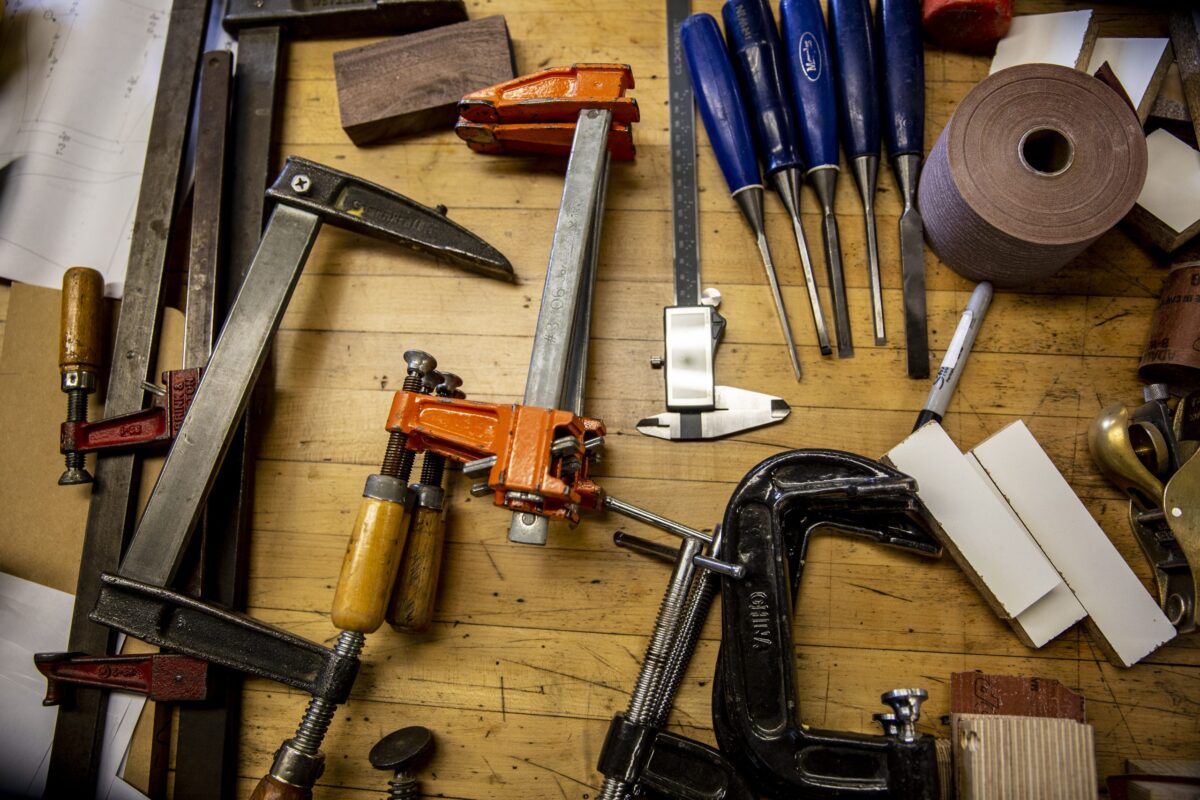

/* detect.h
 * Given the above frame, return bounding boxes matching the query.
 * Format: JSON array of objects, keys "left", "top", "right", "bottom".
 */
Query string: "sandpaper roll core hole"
[{"left": 1018, "top": 127, "right": 1074, "bottom": 177}]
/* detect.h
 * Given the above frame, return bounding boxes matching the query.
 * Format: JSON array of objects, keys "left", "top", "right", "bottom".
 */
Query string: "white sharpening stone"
[
  {"left": 1086, "top": 37, "right": 1170, "bottom": 114},
  {"left": 971, "top": 421, "right": 1176, "bottom": 667},
  {"left": 1136, "top": 129, "right": 1200, "bottom": 235},
  {"left": 990, "top": 10, "right": 1095, "bottom": 74},
  {"left": 885, "top": 424, "right": 1066, "bottom": 623}
]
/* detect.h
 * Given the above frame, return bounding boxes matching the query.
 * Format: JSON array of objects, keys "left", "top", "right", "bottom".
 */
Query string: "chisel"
[
  {"left": 722, "top": 0, "right": 831, "bottom": 356},
  {"left": 878, "top": 0, "right": 930, "bottom": 378},
  {"left": 779, "top": 0, "right": 854, "bottom": 358},
  {"left": 682, "top": 12, "right": 803, "bottom": 380},
  {"left": 829, "top": 0, "right": 886, "bottom": 345}
]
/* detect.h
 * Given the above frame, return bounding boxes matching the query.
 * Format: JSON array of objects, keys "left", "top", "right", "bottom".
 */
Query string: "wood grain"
[{"left": 333, "top": 16, "right": 514, "bottom": 145}]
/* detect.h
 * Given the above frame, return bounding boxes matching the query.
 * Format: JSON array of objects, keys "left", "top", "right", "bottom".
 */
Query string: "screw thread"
[
  {"left": 625, "top": 576, "right": 690, "bottom": 723},
  {"left": 597, "top": 777, "right": 629, "bottom": 800},
  {"left": 381, "top": 431, "right": 409, "bottom": 477},
  {"left": 63, "top": 390, "right": 88, "bottom": 472},
  {"left": 419, "top": 452, "right": 446, "bottom": 486},
  {"left": 388, "top": 776, "right": 419, "bottom": 800},
  {"left": 648, "top": 569, "right": 719, "bottom": 726},
  {"left": 66, "top": 389, "right": 88, "bottom": 423},
  {"left": 291, "top": 631, "right": 363, "bottom": 753}
]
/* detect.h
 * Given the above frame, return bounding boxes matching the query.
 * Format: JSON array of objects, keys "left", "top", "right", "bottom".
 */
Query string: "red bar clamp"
[
  {"left": 34, "top": 651, "right": 209, "bottom": 706},
  {"left": 60, "top": 368, "right": 201, "bottom": 458}
]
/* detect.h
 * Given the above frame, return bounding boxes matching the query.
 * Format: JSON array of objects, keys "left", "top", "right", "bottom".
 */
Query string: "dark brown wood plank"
[{"left": 333, "top": 15, "right": 515, "bottom": 145}]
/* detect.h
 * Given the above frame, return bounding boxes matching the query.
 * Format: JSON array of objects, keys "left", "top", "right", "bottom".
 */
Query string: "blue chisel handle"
[
  {"left": 779, "top": 0, "right": 839, "bottom": 171},
  {"left": 877, "top": 0, "right": 925, "bottom": 157},
  {"left": 681, "top": 13, "right": 761, "bottom": 193},
  {"left": 828, "top": 0, "right": 880, "bottom": 159},
  {"left": 722, "top": 0, "right": 802, "bottom": 175}
]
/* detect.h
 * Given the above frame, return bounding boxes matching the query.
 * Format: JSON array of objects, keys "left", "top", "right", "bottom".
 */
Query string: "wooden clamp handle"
[
  {"left": 387, "top": 504, "right": 447, "bottom": 633},
  {"left": 59, "top": 267, "right": 105, "bottom": 375},
  {"left": 332, "top": 492, "right": 410, "bottom": 633},
  {"left": 249, "top": 774, "right": 312, "bottom": 800}
]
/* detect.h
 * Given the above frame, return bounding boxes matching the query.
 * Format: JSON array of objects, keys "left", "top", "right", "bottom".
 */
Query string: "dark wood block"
[
  {"left": 334, "top": 15, "right": 515, "bottom": 146},
  {"left": 950, "top": 671, "right": 1086, "bottom": 723}
]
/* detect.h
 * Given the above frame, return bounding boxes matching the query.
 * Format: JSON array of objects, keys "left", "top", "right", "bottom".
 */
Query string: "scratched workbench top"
[{"left": 2, "top": 0, "right": 1197, "bottom": 796}]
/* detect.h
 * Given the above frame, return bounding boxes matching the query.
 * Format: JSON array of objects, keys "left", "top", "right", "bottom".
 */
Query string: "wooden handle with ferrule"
[
  {"left": 59, "top": 266, "right": 105, "bottom": 375},
  {"left": 331, "top": 495, "right": 409, "bottom": 633},
  {"left": 387, "top": 504, "right": 447, "bottom": 633},
  {"left": 249, "top": 774, "right": 312, "bottom": 800}
]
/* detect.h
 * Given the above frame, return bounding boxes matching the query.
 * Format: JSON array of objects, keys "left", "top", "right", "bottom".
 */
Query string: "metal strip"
[
  {"left": 561, "top": 154, "right": 610, "bottom": 416},
  {"left": 182, "top": 50, "right": 231, "bottom": 372},
  {"left": 175, "top": 48, "right": 238, "bottom": 800},
  {"left": 45, "top": 1, "right": 211, "bottom": 792},
  {"left": 227, "top": 25, "right": 284, "bottom": 287},
  {"left": 119, "top": 205, "right": 322, "bottom": 587},
  {"left": 508, "top": 110, "right": 612, "bottom": 545},
  {"left": 667, "top": 0, "right": 699, "bottom": 307}
]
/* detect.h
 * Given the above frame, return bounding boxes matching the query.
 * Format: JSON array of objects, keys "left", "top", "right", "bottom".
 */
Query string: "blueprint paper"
[
  {"left": 0, "top": 572, "right": 148, "bottom": 799},
  {"left": 0, "top": 0, "right": 172, "bottom": 298}
]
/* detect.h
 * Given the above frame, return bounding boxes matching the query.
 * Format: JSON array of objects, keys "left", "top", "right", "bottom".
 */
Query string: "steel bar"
[
  {"left": 175, "top": 48, "right": 240, "bottom": 800},
  {"left": 45, "top": 1, "right": 211, "bottom": 792},
  {"left": 668, "top": 0, "right": 701, "bottom": 308},
  {"left": 509, "top": 109, "right": 612, "bottom": 545},
  {"left": 118, "top": 205, "right": 320, "bottom": 587}
]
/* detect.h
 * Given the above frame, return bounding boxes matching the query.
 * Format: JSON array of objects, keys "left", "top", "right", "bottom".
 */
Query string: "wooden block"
[
  {"left": 1169, "top": 9, "right": 1200, "bottom": 149},
  {"left": 971, "top": 421, "right": 1177, "bottom": 667},
  {"left": 333, "top": 16, "right": 515, "bottom": 145},
  {"left": 1086, "top": 38, "right": 1171, "bottom": 122},
  {"left": 884, "top": 423, "right": 1078, "bottom": 647},
  {"left": 1126, "top": 129, "right": 1200, "bottom": 254},
  {"left": 950, "top": 672, "right": 1085, "bottom": 723},
  {"left": 989, "top": 10, "right": 1097, "bottom": 75},
  {"left": 952, "top": 714, "right": 1096, "bottom": 799}
]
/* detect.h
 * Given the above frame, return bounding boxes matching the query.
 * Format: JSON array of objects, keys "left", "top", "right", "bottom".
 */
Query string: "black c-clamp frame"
[
  {"left": 713, "top": 449, "right": 943, "bottom": 798},
  {"left": 598, "top": 449, "right": 944, "bottom": 799}
]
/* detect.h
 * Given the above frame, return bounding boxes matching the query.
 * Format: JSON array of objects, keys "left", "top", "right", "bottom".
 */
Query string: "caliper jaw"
[
  {"left": 638, "top": 303, "right": 790, "bottom": 441},
  {"left": 712, "top": 449, "right": 943, "bottom": 798}
]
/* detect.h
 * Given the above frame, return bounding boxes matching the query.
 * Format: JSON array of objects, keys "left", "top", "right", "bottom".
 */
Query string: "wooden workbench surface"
[{"left": 4, "top": 0, "right": 1199, "bottom": 796}]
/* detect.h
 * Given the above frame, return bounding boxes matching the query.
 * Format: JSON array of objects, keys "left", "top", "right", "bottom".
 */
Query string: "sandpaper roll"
[
  {"left": 1140, "top": 261, "right": 1200, "bottom": 387},
  {"left": 919, "top": 64, "right": 1147, "bottom": 288}
]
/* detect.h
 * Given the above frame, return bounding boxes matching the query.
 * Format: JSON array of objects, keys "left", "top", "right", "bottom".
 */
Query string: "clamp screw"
[
  {"left": 370, "top": 726, "right": 435, "bottom": 800},
  {"left": 290, "top": 174, "right": 311, "bottom": 194},
  {"left": 881, "top": 688, "right": 927, "bottom": 743}
]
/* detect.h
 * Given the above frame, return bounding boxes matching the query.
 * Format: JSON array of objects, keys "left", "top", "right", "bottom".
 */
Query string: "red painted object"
[
  {"left": 59, "top": 367, "right": 201, "bottom": 456},
  {"left": 35, "top": 652, "right": 208, "bottom": 705},
  {"left": 922, "top": 0, "right": 1013, "bottom": 53},
  {"left": 455, "top": 63, "right": 639, "bottom": 159}
]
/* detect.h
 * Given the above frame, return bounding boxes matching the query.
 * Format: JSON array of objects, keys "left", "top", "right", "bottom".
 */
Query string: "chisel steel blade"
[
  {"left": 900, "top": 207, "right": 928, "bottom": 378},
  {"left": 895, "top": 153, "right": 928, "bottom": 378}
]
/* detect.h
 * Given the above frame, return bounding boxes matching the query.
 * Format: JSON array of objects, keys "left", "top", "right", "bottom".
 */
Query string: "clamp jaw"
[
  {"left": 1089, "top": 385, "right": 1200, "bottom": 633},
  {"left": 385, "top": 390, "right": 605, "bottom": 524},
  {"left": 712, "top": 450, "right": 944, "bottom": 798},
  {"left": 455, "top": 63, "right": 640, "bottom": 160}
]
